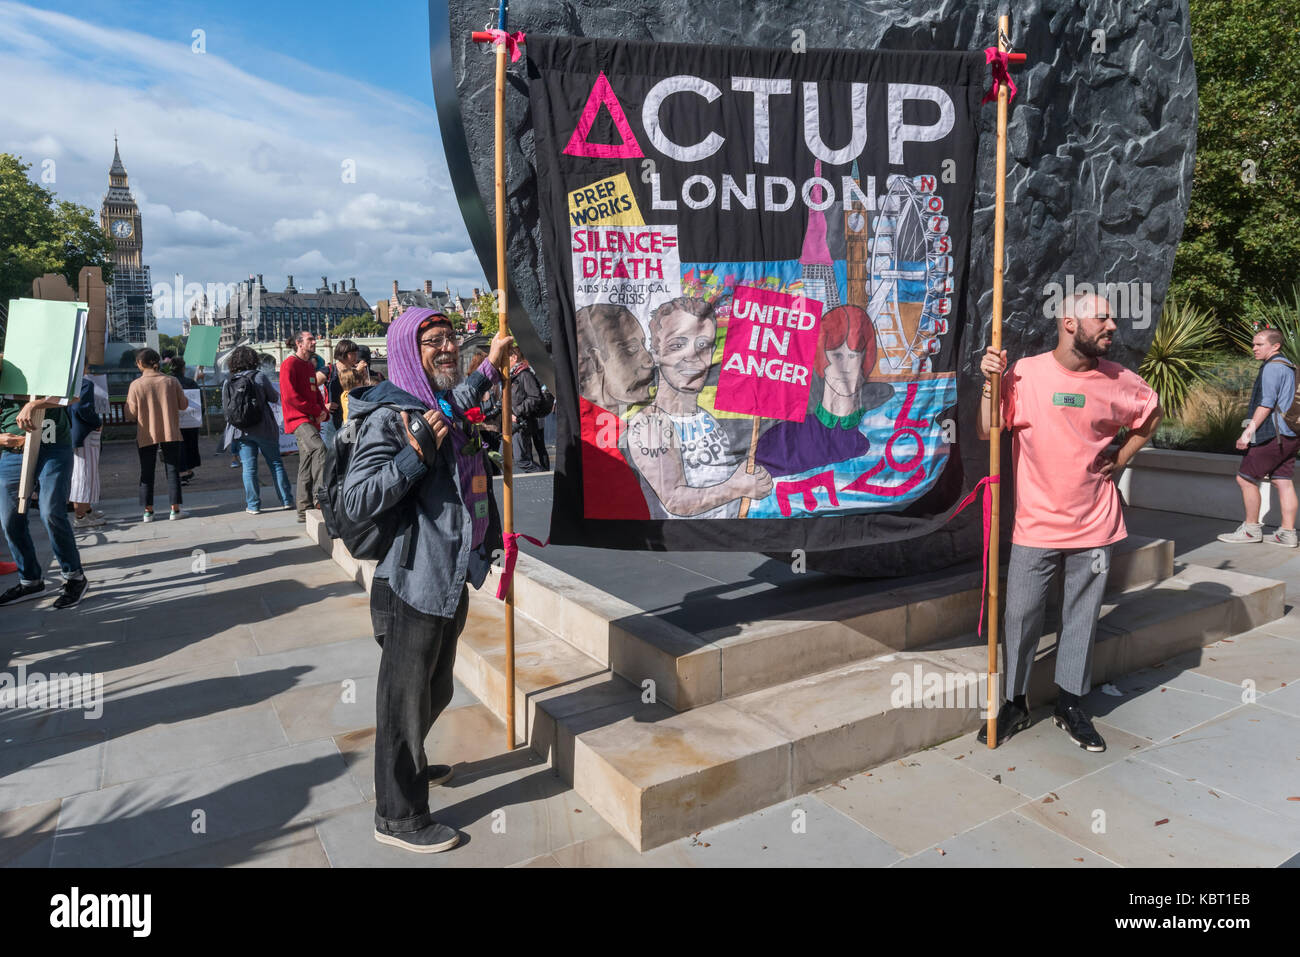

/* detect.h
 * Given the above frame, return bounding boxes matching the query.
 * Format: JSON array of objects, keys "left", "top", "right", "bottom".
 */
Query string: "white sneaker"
[
  {"left": 169, "top": 509, "right": 183, "bottom": 521},
  {"left": 1267, "top": 528, "right": 1298, "bottom": 548},
  {"left": 73, "top": 513, "right": 107, "bottom": 529},
  {"left": 142, "top": 511, "right": 155, "bottom": 523},
  {"left": 1217, "top": 522, "right": 1263, "bottom": 544}
]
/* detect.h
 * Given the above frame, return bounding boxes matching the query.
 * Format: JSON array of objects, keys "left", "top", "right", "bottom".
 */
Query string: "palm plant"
[
  {"left": 1228, "top": 283, "right": 1300, "bottom": 364},
  {"left": 1139, "top": 295, "right": 1221, "bottom": 417}
]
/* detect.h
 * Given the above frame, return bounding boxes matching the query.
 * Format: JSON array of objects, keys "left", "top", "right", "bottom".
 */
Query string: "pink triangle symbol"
[{"left": 563, "top": 72, "right": 644, "bottom": 159}]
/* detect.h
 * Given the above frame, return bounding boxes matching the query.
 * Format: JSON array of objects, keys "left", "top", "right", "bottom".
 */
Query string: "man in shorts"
[{"left": 1217, "top": 328, "right": 1298, "bottom": 547}]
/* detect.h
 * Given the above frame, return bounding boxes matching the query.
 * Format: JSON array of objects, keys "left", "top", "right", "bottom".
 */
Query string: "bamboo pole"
[
  {"left": 986, "top": 15, "right": 1011, "bottom": 748},
  {"left": 492, "top": 0, "right": 517, "bottom": 751}
]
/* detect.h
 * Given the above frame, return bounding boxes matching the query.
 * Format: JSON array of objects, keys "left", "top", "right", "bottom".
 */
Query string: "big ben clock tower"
[{"left": 99, "top": 138, "right": 154, "bottom": 342}]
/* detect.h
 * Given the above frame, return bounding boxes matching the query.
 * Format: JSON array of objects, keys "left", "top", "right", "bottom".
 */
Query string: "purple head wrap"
[{"left": 386, "top": 307, "right": 452, "bottom": 409}]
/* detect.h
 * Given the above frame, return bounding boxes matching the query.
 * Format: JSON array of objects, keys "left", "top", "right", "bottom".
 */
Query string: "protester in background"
[
  {"left": 473, "top": 349, "right": 504, "bottom": 474},
  {"left": 337, "top": 365, "right": 370, "bottom": 424},
  {"left": 358, "top": 344, "right": 383, "bottom": 382},
  {"left": 977, "top": 292, "right": 1162, "bottom": 751},
  {"left": 1217, "top": 328, "right": 1299, "bottom": 548},
  {"left": 223, "top": 346, "right": 295, "bottom": 515},
  {"left": 168, "top": 356, "right": 202, "bottom": 484},
  {"left": 70, "top": 366, "right": 106, "bottom": 529},
  {"left": 508, "top": 346, "right": 548, "bottom": 472},
  {"left": 126, "top": 348, "right": 188, "bottom": 522},
  {"left": 280, "top": 330, "right": 328, "bottom": 523},
  {"left": 324, "top": 339, "right": 361, "bottom": 446},
  {"left": 342, "top": 309, "right": 511, "bottom": 853},
  {"left": 0, "top": 354, "right": 90, "bottom": 608}
]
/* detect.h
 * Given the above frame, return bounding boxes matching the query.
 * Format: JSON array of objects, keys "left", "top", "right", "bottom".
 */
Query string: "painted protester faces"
[
  {"left": 625, "top": 297, "right": 772, "bottom": 519},
  {"left": 754, "top": 305, "right": 892, "bottom": 478}
]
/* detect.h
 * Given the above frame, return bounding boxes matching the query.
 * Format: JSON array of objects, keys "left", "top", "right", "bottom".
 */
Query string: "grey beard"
[{"left": 431, "top": 364, "right": 462, "bottom": 391}]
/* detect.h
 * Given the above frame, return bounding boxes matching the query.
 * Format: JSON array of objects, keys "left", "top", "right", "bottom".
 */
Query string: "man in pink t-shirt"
[{"left": 977, "top": 292, "right": 1162, "bottom": 751}]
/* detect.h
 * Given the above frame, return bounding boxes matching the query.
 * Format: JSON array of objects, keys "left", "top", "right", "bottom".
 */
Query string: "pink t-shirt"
[{"left": 1000, "top": 352, "right": 1159, "bottom": 549}]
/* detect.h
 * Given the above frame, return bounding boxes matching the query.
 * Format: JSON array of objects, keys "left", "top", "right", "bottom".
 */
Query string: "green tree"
[
  {"left": 158, "top": 333, "right": 184, "bottom": 357},
  {"left": 471, "top": 291, "right": 499, "bottom": 336},
  {"left": 0, "top": 153, "right": 114, "bottom": 308},
  {"left": 330, "top": 313, "right": 384, "bottom": 337},
  {"left": 1171, "top": 2, "right": 1300, "bottom": 320}
]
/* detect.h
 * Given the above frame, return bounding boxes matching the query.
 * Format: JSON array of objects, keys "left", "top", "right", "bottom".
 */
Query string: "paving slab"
[
  {"left": 102, "top": 704, "right": 289, "bottom": 786},
  {"left": 0, "top": 730, "right": 105, "bottom": 813},
  {"left": 1016, "top": 757, "right": 1300, "bottom": 867},
  {"left": 51, "top": 739, "right": 364, "bottom": 867},
  {"left": 235, "top": 636, "right": 379, "bottom": 689},
  {"left": 1258, "top": 680, "right": 1300, "bottom": 719},
  {"left": 893, "top": 810, "right": 1116, "bottom": 867},
  {"left": 936, "top": 708, "right": 1153, "bottom": 800},
  {"left": 812, "top": 749, "right": 1026, "bottom": 856},
  {"left": 1184, "top": 630, "right": 1300, "bottom": 693},
  {"left": 132, "top": 821, "right": 330, "bottom": 868},
  {"left": 1080, "top": 681, "right": 1244, "bottom": 744},
  {"left": 1134, "top": 705, "right": 1300, "bottom": 822},
  {"left": 682, "top": 797, "right": 902, "bottom": 867},
  {"left": 0, "top": 798, "right": 61, "bottom": 867},
  {"left": 315, "top": 750, "right": 612, "bottom": 867}
]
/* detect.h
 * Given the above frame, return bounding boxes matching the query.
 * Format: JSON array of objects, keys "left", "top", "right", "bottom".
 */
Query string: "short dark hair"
[
  {"left": 334, "top": 338, "right": 359, "bottom": 361},
  {"left": 136, "top": 348, "right": 161, "bottom": 370},
  {"left": 1259, "top": 328, "right": 1284, "bottom": 348},
  {"left": 294, "top": 330, "right": 314, "bottom": 345},
  {"left": 228, "top": 346, "right": 260, "bottom": 375}
]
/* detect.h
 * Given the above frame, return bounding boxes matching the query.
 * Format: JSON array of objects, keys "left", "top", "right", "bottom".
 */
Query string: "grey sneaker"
[
  {"left": 374, "top": 821, "right": 460, "bottom": 854},
  {"left": 1267, "top": 528, "right": 1299, "bottom": 548},
  {"left": 1217, "top": 522, "right": 1263, "bottom": 544}
]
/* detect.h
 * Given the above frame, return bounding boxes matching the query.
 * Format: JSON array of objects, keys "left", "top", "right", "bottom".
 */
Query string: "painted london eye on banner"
[{"left": 531, "top": 36, "right": 985, "bottom": 552}]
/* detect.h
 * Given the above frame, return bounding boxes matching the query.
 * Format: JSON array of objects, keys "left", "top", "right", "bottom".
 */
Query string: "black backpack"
[
  {"left": 223, "top": 371, "right": 263, "bottom": 430},
  {"left": 316, "top": 403, "right": 411, "bottom": 561}
]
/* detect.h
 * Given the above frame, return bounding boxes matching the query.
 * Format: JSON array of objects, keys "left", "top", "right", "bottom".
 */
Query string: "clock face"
[
  {"left": 847, "top": 211, "right": 865, "bottom": 233},
  {"left": 112, "top": 219, "right": 133, "bottom": 239}
]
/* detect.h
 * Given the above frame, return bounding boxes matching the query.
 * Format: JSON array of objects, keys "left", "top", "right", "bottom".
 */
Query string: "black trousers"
[
  {"left": 513, "top": 418, "right": 548, "bottom": 471},
  {"left": 371, "top": 578, "right": 469, "bottom": 831},
  {"left": 138, "top": 442, "right": 182, "bottom": 509}
]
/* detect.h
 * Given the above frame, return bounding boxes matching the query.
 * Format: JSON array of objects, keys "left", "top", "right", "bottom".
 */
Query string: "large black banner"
[{"left": 529, "top": 35, "right": 985, "bottom": 551}]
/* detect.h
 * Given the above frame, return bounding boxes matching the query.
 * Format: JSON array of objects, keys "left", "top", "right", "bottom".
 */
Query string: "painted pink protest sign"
[{"left": 715, "top": 286, "right": 822, "bottom": 422}]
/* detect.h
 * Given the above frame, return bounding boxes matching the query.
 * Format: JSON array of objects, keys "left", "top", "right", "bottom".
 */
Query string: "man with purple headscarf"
[{"left": 342, "top": 307, "right": 512, "bottom": 854}]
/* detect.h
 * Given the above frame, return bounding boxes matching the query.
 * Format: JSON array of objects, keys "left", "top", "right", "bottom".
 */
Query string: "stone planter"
[{"left": 1118, "top": 446, "right": 1292, "bottom": 526}]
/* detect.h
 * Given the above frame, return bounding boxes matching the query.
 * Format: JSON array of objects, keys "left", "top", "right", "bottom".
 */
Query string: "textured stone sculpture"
[{"left": 432, "top": 0, "right": 1197, "bottom": 576}]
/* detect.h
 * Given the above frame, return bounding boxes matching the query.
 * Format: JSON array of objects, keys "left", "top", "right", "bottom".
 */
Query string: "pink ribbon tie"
[
  {"left": 982, "top": 47, "right": 1018, "bottom": 105},
  {"left": 947, "top": 475, "right": 1001, "bottom": 638},
  {"left": 496, "top": 531, "right": 548, "bottom": 600},
  {"left": 487, "top": 29, "right": 525, "bottom": 62}
]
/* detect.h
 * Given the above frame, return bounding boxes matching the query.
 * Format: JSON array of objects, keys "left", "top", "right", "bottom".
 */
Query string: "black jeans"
[
  {"left": 138, "top": 442, "right": 182, "bottom": 509},
  {"left": 371, "top": 577, "right": 469, "bottom": 831}
]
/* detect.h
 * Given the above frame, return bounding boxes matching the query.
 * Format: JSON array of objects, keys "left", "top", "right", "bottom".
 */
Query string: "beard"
[
  {"left": 1074, "top": 330, "right": 1113, "bottom": 358},
  {"left": 430, "top": 356, "right": 462, "bottom": 391}
]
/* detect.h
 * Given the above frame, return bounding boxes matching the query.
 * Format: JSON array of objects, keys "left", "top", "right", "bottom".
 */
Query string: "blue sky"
[{"left": 0, "top": 0, "right": 486, "bottom": 333}]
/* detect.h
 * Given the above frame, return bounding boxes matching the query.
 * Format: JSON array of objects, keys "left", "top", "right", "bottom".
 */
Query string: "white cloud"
[{"left": 0, "top": 1, "right": 489, "bottom": 320}]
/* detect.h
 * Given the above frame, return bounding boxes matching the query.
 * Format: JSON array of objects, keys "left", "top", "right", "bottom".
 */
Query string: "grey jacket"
[
  {"left": 341, "top": 376, "right": 503, "bottom": 618},
  {"left": 221, "top": 370, "right": 282, "bottom": 449}
]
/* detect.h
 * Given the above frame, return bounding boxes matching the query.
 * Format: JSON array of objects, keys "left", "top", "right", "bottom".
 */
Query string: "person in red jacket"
[{"left": 279, "top": 330, "right": 328, "bottom": 522}]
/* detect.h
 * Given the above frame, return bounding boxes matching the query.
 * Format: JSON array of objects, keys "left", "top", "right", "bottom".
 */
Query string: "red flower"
[{"left": 464, "top": 407, "right": 485, "bottom": 424}]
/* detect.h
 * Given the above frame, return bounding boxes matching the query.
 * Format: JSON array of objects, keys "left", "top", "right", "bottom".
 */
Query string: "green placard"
[
  {"left": 1052, "top": 392, "right": 1086, "bottom": 408},
  {"left": 0, "top": 299, "right": 88, "bottom": 399},
  {"left": 184, "top": 324, "right": 221, "bottom": 367}
]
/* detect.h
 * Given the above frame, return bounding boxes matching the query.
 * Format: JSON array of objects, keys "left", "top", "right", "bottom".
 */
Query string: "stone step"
[
  {"left": 491, "top": 535, "right": 1174, "bottom": 712},
  {"left": 543, "top": 561, "right": 1283, "bottom": 850}
]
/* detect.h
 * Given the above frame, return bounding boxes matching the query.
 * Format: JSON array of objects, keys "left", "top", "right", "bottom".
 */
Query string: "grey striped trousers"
[{"left": 1003, "top": 542, "right": 1113, "bottom": 700}]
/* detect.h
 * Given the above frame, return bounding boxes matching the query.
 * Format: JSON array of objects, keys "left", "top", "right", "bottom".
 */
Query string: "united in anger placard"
[{"left": 528, "top": 35, "right": 986, "bottom": 551}]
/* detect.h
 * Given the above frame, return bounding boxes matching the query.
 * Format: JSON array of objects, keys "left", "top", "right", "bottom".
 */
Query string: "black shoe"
[
  {"left": 52, "top": 577, "right": 89, "bottom": 610},
  {"left": 1053, "top": 704, "right": 1107, "bottom": 752},
  {"left": 0, "top": 580, "right": 45, "bottom": 606},
  {"left": 426, "top": 764, "right": 454, "bottom": 788},
  {"left": 976, "top": 699, "right": 1032, "bottom": 747},
  {"left": 297, "top": 512, "right": 307, "bottom": 523},
  {"left": 373, "top": 821, "right": 460, "bottom": 854}
]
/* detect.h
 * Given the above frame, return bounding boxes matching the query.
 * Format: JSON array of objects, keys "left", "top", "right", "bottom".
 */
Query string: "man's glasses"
[{"left": 420, "top": 334, "right": 459, "bottom": 350}]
